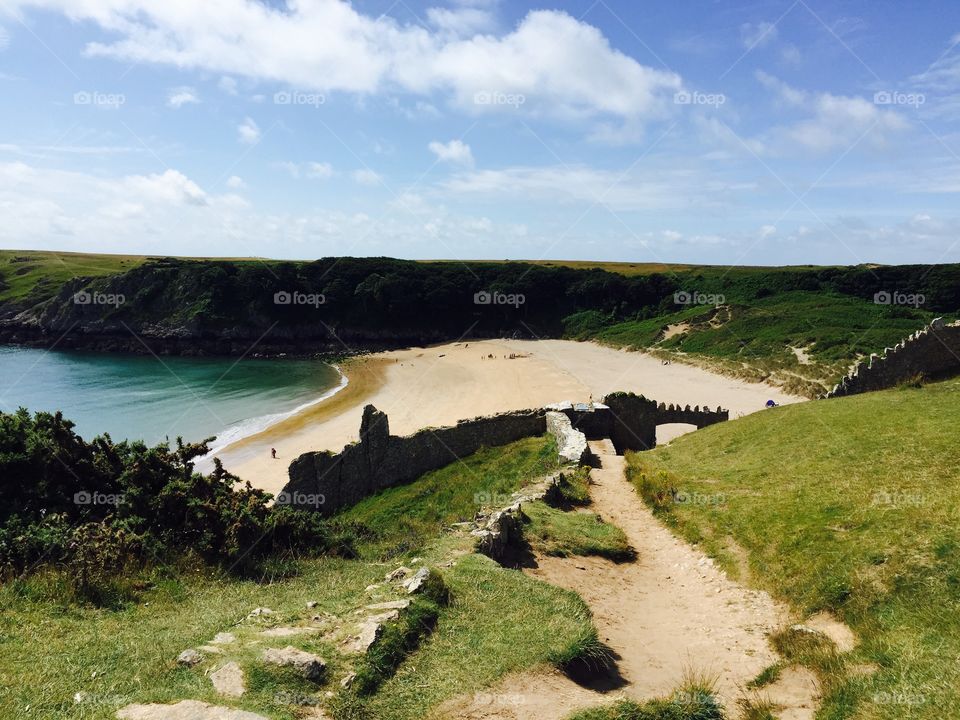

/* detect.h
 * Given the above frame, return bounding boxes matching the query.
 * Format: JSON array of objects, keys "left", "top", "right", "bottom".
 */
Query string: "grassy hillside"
[
  {"left": 628, "top": 378, "right": 960, "bottom": 719},
  {"left": 0, "top": 250, "right": 145, "bottom": 304},
  {"left": 2, "top": 249, "right": 958, "bottom": 395},
  {"left": 0, "top": 433, "right": 607, "bottom": 720}
]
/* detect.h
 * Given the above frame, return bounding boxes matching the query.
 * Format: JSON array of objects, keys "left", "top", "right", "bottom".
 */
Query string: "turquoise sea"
[{"left": 0, "top": 346, "right": 343, "bottom": 449}]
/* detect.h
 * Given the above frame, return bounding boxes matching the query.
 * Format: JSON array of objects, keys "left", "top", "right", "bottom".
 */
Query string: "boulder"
[
  {"left": 176, "top": 649, "right": 204, "bottom": 666},
  {"left": 262, "top": 646, "right": 326, "bottom": 681},
  {"left": 210, "top": 662, "right": 245, "bottom": 698}
]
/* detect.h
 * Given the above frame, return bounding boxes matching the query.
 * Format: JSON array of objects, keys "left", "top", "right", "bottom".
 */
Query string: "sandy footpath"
[{"left": 211, "top": 339, "right": 802, "bottom": 494}]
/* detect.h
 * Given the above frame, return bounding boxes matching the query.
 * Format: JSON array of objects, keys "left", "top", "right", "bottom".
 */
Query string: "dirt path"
[{"left": 437, "top": 440, "right": 813, "bottom": 719}]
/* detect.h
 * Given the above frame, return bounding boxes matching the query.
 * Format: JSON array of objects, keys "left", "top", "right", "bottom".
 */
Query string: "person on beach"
[{"left": 271, "top": 448, "right": 277, "bottom": 459}]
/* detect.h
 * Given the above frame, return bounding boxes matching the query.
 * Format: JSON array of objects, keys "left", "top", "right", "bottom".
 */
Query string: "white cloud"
[
  {"left": 428, "top": 139, "right": 474, "bottom": 165},
  {"left": 352, "top": 169, "right": 382, "bottom": 186},
  {"left": 427, "top": 6, "right": 496, "bottom": 37},
  {"left": 306, "top": 162, "right": 334, "bottom": 179},
  {"left": 237, "top": 117, "right": 260, "bottom": 144},
  {"left": 226, "top": 175, "right": 245, "bottom": 189},
  {"left": 4, "top": 1, "right": 681, "bottom": 123},
  {"left": 276, "top": 161, "right": 334, "bottom": 180},
  {"left": 0, "top": 160, "right": 528, "bottom": 258},
  {"left": 740, "top": 21, "right": 778, "bottom": 49},
  {"left": 780, "top": 44, "right": 802, "bottom": 66},
  {"left": 0, "top": 24, "right": 9, "bottom": 51},
  {"left": 218, "top": 76, "right": 238, "bottom": 95},
  {"left": 753, "top": 73, "right": 908, "bottom": 154},
  {"left": 167, "top": 86, "right": 199, "bottom": 108},
  {"left": 442, "top": 163, "right": 749, "bottom": 212}
]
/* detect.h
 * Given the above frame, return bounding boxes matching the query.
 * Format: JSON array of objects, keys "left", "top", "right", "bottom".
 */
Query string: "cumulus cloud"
[
  {"left": 167, "top": 86, "right": 199, "bottom": 108},
  {"left": 226, "top": 175, "right": 245, "bottom": 189},
  {"left": 237, "top": 117, "right": 260, "bottom": 144},
  {"left": 352, "top": 169, "right": 382, "bottom": 186},
  {"left": 751, "top": 73, "right": 908, "bottom": 154},
  {"left": 428, "top": 139, "right": 474, "bottom": 165},
  {"left": 277, "top": 161, "right": 334, "bottom": 180},
  {"left": 2, "top": 1, "right": 681, "bottom": 123},
  {"left": 218, "top": 76, "right": 238, "bottom": 95},
  {"left": 0, "top": 160, "right": 528, "bottom": 258},
  {"left": 740, "top": 21, "right": 778, "bottom": 49}
]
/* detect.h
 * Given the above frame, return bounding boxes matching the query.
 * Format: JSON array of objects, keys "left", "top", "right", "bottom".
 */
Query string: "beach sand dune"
[{"left": 213, "top": 339, "right": 802, "bottom": 495}]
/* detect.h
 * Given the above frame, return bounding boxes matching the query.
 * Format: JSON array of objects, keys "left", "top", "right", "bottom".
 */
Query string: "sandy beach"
[{"left": 211, "top": 339, "right": 803, "bottom": 494}]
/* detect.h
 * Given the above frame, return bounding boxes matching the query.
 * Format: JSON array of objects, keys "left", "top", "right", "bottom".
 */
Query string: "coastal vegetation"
[
  {"left": 628, "top": 376, "right": 960, "bottom": 719},
  {"left": 0, "top": 429, "right": 607, "bottom": 719},
  {"left": 2, "top": 250, "right": 958, "bottom": 395}
]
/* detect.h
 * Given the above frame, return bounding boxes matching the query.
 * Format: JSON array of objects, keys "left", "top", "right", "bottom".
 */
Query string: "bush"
[{"left": 0, "top": 408, "right": 350, "bottom": 581}]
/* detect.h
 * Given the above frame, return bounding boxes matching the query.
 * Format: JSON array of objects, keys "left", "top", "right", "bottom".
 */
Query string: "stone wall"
[
  {"left": 284, "top": 405, "right": 546, "bottom": 515},
  {"left": 826, "top": 318, "right": 960, "bottom": 398},
  {"left": 545, "top": 411, "right": 591, "bottom": 465},
  {"left": 604, "top": 392, "right": 728, "bottom": 453}
]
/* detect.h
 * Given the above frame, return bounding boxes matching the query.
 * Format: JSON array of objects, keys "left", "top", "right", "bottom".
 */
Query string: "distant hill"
[{"left": 1, "top": 250, "right": 957, "bottom": 396}]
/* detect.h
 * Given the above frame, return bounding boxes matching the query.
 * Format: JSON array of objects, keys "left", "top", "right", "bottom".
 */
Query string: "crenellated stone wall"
[
  {"left": 284, "top": 405, "right": 547, "bottom": 515},
  {"left": 825, "top": 318, "right": 960, "bottom": 398},
  {"left": 283, "top": 393, "right": 728, "bottom": 515}
]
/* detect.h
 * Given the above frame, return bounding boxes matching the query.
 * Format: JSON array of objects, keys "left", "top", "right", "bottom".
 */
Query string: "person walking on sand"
[{"left": 271, "top": 447, "right": 277, "bottom": 459}]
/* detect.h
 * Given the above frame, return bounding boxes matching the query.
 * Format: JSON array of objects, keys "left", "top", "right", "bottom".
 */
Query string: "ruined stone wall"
[
  {"left": 284, "top": 405, "right": 547, "bottom": 515},
  {"left": 603, "top": 392, "right": 728, "bottom": 453},
  {"left": 826, "top": 318, "right": 960, "bottom": 398}
]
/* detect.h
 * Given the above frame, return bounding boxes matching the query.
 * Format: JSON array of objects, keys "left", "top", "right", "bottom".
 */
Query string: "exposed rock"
[
  {"left": 403, "top": 567, "right": 431, "bottom": 594},
  {"left": 365, "top": 600, "right": 411, "bottom": 611},
  {"left": 210, "top": 662, "right": 245, "bottom": 698},
  {"left": 262, "top": 646, "right": 326, "bottom": 681},
  {"left": 247, "top": 607, "right": 274, "bottom": 618},
  {"left": 211, "top": 633, "right": 236, "bottom": 645},
  {"left": 176, "top": 649, "right": 204, "bottom": 666},
  {"left": 260, "top": 626, "right": 318, "bottom": 638},
  {"left": 385, "top": 566, "right": 412, "bottom": 582},
  {"left": 306, "top": 601, "right": 319, "bottom": 609},
  {"left": 340, "top": 672, "right": 356, "bottom": 689},
  {"left": 198, "top": 645, "right": 224, "bottom": 655},
  {"left": 545, "top": 411, "right": 590, "bottom": 465},
  {"left": 351, "top": 610, "right": 400, "bottom": 653},
  {"left": 116, "top": 700, "right": 268, "bottom": 720}
]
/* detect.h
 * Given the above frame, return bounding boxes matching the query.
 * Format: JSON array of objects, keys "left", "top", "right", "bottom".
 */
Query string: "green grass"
[
  {"left": 338, "top": 435, "right": 559, "bottom": 559},
  {"left": 566, "top": 676, "right": 725, "bottom": 720},
  {"left": 0, "top": 434, "right": 596, "bottom": 720},
  {"left": 589, "top": 291, "right": 941, "bottom": 396},
  {"left": 627, "top": 377, "right": 960, "bottom": 719},
  {"left": 524, "top": 503, "right": 636, "bottom": 562},
  {"left": 0, "top": 250, "right": 145, "bottom": 305},
  {"left": 0, "top": 559, "right": 383, "bottom": 719},
  {"left": 360, "top": 553, "right": 598, "bottom": 720}
]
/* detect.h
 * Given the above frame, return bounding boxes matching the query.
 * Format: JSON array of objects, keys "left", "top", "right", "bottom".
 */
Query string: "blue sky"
[{"left": 1, "top": 0, "right": 959, "bottom": 265}]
